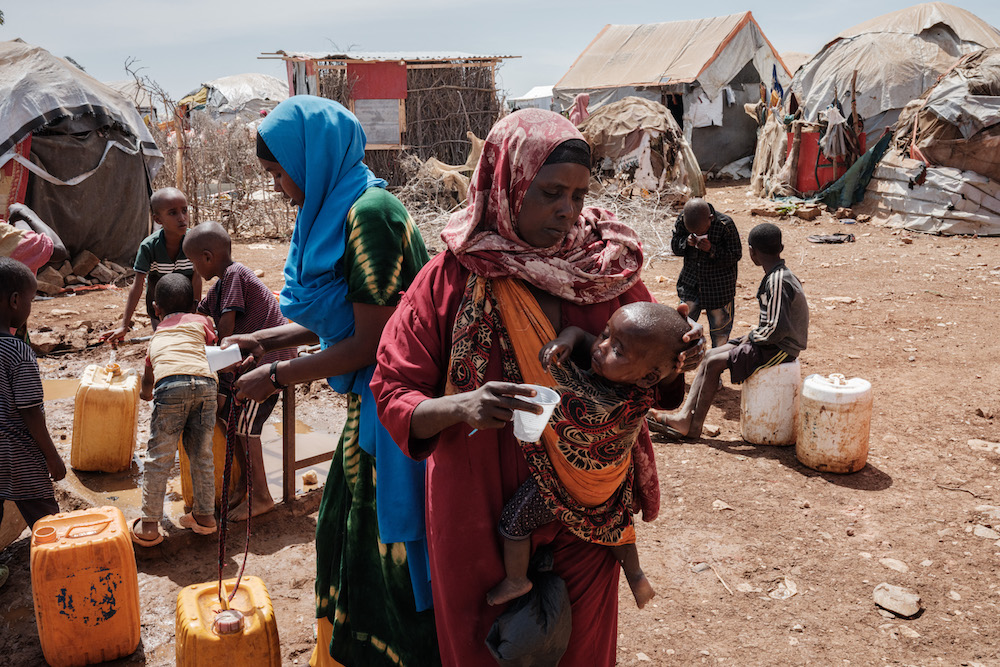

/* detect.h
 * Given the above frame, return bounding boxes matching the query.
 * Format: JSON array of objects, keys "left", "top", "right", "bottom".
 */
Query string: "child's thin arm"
[
  {"left": 19, "top": 405, "right": 66, "bottom": 481},
  {"left": 191, "top": 272, "right": 203, "bottom": 308},
  {"left": 140, "top": 361, "right": 154, "bottom": 401},
  {"left": 216, "top": 311, "right": 237, "bottom": 341},
  {"left": 539, "top": 326, "right": 593, "bottom": 370},
  {"left": 102, "top": 273, "right": 146, "bottom": 342}
]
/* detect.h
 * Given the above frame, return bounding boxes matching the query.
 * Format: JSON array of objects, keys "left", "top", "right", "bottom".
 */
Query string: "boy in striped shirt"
[
  {"left": 102, "top": 187, "right": 202, "bottom": 341},
  {"left": 649, "top": 223, "right": 808, "bottom": 438},
  {"left": 0, "top": 258, "right": 66, "bottom": 587}
]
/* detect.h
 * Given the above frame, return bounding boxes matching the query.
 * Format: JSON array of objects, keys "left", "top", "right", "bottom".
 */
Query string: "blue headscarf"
[
  {"left": 259, "top": 95, "right": 386, "bottom": 390},
  {"left": 258, "top": 96, "right": 432, "bottom": 611}
]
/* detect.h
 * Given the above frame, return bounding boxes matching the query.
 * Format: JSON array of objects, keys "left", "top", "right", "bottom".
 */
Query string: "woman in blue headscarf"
[{"left": 226, "top": 95, "right": 438, "bottom": 666}]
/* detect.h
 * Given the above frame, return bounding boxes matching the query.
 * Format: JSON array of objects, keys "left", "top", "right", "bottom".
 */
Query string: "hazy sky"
[{"left": 3, "top": 1, "right": 998, "bottom": 101}]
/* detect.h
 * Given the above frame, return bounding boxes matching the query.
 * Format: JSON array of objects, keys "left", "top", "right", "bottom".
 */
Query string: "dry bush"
[
  {"left": 397, "top": 182, "right": 682, "bottom": 260},
  {"left": 151, "top": 114, "right": 297, "bottom": 239}
]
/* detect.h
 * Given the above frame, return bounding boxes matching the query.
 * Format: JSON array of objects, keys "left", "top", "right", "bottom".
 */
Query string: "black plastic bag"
[{"left": 485, "top": 548, "right": 572, "bottom": 666}]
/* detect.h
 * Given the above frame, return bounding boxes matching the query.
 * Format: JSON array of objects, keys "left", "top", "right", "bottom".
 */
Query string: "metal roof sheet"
[{"left": 269, "top": 50, "right": 515, "bottom": 62}]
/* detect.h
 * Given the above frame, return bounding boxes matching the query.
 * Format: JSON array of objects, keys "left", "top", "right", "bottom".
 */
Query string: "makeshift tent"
[
  {"left": 509, "top": 85, "right": 554, "bottom": 111},
  {"left": 178, "top": 73, "right": 288, "bottom": 121},
  {"left": 790, "top": 2, "right": 1000, "bottom": 138},
  {"left": 865, "top": 47, "right": 1000, "bottom": 235},
  {"left": 554, "top": 12, "right": 791, "bottom": 171},
  {"left": 578, "top": 97, "right": 705, "bottom": 198},
  {"left": 0, "top": 39, "right": 163, "bottom": 264}
]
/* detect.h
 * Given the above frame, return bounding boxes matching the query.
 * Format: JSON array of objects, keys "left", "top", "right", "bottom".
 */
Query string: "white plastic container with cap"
[
  {"left": 740, "top": 359, "right": 801, "bottom": 446},
  {"left": 796, "top": 373, "right": 872, "bottom": 473}
]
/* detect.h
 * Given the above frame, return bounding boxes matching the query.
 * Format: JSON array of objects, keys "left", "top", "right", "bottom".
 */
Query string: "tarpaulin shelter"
[
  {"left": 509, "top": 85, "right": 554, "bottom": 111},
  {"left": 0, "top": 39, "right": 163, "bottom": 265},
  {"left": 579, "top": 97, "right": 705, "bottom": 198},
  {"left": 865, "top": 47, "right": 1000, "bottom": 235},
  {"left": 790, "top": 2, "right": 1000, "bottom": 138},
  {"left": 553, "top": 12, "right": 791, "bottom": 171},
  {"left": 178, "top": 73, "right": 288, "bottom": 122}
]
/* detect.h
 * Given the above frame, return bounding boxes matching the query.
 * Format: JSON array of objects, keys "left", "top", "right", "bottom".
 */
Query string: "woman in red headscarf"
[{"left": 371, "top": 109, "right": 702, "bottom": 665}]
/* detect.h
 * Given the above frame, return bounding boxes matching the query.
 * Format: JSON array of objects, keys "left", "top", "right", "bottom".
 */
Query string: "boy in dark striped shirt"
[
  {"left": 185, "top": 222, "right": 294, "bottom": 520},
  {"left": 671, "top": 198, "right": 743, "bottom": 348},
  {"left": 0, "top": 258, "right": 66, "bottom": 587},
  {"left": 102, "top": 187, "right": 202, "bottom": 342},
  {"left": 650, "top": 223, "right": 808, "bottom": 438}
]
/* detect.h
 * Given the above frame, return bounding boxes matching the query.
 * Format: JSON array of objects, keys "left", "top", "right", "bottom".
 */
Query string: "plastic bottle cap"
[
  {"left": 33, "top": 526, "right": 57, "bottom": 544},
  {"left": 213, "top": 609, "right": 245, "bottom": 635}
]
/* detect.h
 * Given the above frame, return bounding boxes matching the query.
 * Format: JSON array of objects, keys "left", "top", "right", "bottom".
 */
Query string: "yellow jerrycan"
[
  {"left": 71, "top": 363, "right": 140, "bottom": 472},
  {"left": 30, "top": 506, "right": 140, "bottom": 666},
  {"left": 179, "top": 420, "right": 242, "bottom": 509},
  {"left": 176, "top": 576, "right": 281, "bottom": 666}
]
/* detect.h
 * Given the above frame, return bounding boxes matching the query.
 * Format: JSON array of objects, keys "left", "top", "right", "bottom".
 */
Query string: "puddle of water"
[
  {"left": 271, "top": 420, "right": 314, "bottom": 435},
  {"left": 42, "top": 378, "right": 80, "bottom": 401}
]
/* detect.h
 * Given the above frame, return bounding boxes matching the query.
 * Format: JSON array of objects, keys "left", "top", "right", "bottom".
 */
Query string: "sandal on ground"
[
  {"left": 807, "top": 233, "right": 855, "bottom": 243},
  {"left": 130, "top": 518, "right": 164, "bottom": 547},
  {"left": 179, "top": 513, "right": 217, "bottom": 535}
]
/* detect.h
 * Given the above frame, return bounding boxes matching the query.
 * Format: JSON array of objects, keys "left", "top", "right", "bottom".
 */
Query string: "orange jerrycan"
[
  {"left": 176, "top": 576, "right": 281, "bottom": 666},
  {"left": 30, "top": 506, "right": 140, "bottom": 666},
  {"left": 71, "top": 363, "right": 140, "bottom": 472},
  {"left": 179, "top": 420, "right": 242, "bottom": 509}
]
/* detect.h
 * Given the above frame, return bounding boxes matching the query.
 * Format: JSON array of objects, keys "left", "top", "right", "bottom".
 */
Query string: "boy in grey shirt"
[{"left": 650, "top": 223, "right": 808, "bottom": 438}]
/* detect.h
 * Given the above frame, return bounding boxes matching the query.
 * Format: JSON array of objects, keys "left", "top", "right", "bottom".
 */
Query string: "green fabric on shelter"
[{"left": 819, "top": 131, "right": 893, "bottom": 208}]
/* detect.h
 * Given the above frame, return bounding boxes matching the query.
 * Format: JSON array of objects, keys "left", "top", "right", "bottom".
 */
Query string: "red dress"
[{"left": 372, "top": 252, "right": 677, "bottom": 666}]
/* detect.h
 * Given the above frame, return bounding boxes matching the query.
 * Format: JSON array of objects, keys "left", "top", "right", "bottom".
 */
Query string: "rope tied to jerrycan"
[{"left": 217, "top": 394, "right": 253, "bottom": 610}]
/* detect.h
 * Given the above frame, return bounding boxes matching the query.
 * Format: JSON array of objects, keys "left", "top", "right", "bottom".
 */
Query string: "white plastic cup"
[
  {"left": 205, "top": 345, "right": 243, "bottom": 372},
  {"left": 511, "top": 384, "right": 561, "bottom": 442}
]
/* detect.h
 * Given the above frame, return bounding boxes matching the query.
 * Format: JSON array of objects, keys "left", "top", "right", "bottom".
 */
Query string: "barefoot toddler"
[{"left": 489, "top": 302, "right": 691, "bottom": 609}]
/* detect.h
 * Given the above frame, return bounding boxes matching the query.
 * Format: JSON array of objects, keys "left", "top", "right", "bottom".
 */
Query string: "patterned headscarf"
[{"left": 441, "top": 109, "right": 642, "bottom": 305}]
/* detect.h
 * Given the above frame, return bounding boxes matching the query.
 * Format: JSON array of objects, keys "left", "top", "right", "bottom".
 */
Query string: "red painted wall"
[{"left": 347, "top": 62, "right": 407, "bottom": 99}]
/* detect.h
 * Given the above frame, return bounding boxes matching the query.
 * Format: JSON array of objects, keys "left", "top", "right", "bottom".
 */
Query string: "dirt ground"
[{"left": 2, "top": 180, "right": 999, "bottom": 666}]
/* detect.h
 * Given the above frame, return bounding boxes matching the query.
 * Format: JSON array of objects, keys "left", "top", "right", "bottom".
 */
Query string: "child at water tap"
[
  {"left": 650, "top": 223, "right": 809, "bottom": 439},
  {"left": 183, "top": 221, "right": 294, "bottom": 521},
  {"left": 0, "top": 258, "right": 66, "bottom": 587},
  {"left": 132, "top": 274, "right": 218, "bottom": 546},
  {"left": 488, "top": 302, "right": 691, "bottom": 609},
  {"left": 102, "top": 187, "right": 202, "bottom": 342}
]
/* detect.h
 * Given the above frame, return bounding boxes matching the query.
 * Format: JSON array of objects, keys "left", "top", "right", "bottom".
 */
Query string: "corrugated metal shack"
[{"left": 260, "top": 50, "right": 516, "bottom": 183}]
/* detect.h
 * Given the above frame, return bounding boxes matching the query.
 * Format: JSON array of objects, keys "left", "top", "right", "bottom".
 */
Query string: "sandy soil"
[{"left": 2, "top": 181, "right": 999, "bottom": 666}]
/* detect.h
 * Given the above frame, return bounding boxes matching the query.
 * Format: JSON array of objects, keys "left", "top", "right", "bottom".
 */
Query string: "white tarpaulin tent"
[
  {"left": 179, "top": 73, "right": 288, "bottom": 121},
  {"left": 554, "top": 12, "right": 790, "bottom": 170},
  {"left": 509, "top": 85, "right": 554, "bottom": 111},
  {"left": 790, "top": 2, "right": 1000, "bottom": 137}
]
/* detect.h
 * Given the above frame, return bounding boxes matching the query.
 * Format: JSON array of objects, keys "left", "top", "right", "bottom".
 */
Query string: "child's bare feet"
[
  {"left": 487, "top": 577, "right": 533, "bottom": 606},
  {"left": 625, "top": 569, "right": 656, "bottom": 609},
  {"left": 227, "top": 497, "right": 275, "bottom": 522},
  {"left": 647, "top": 408, "right": 692, "bottom": 437}
]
